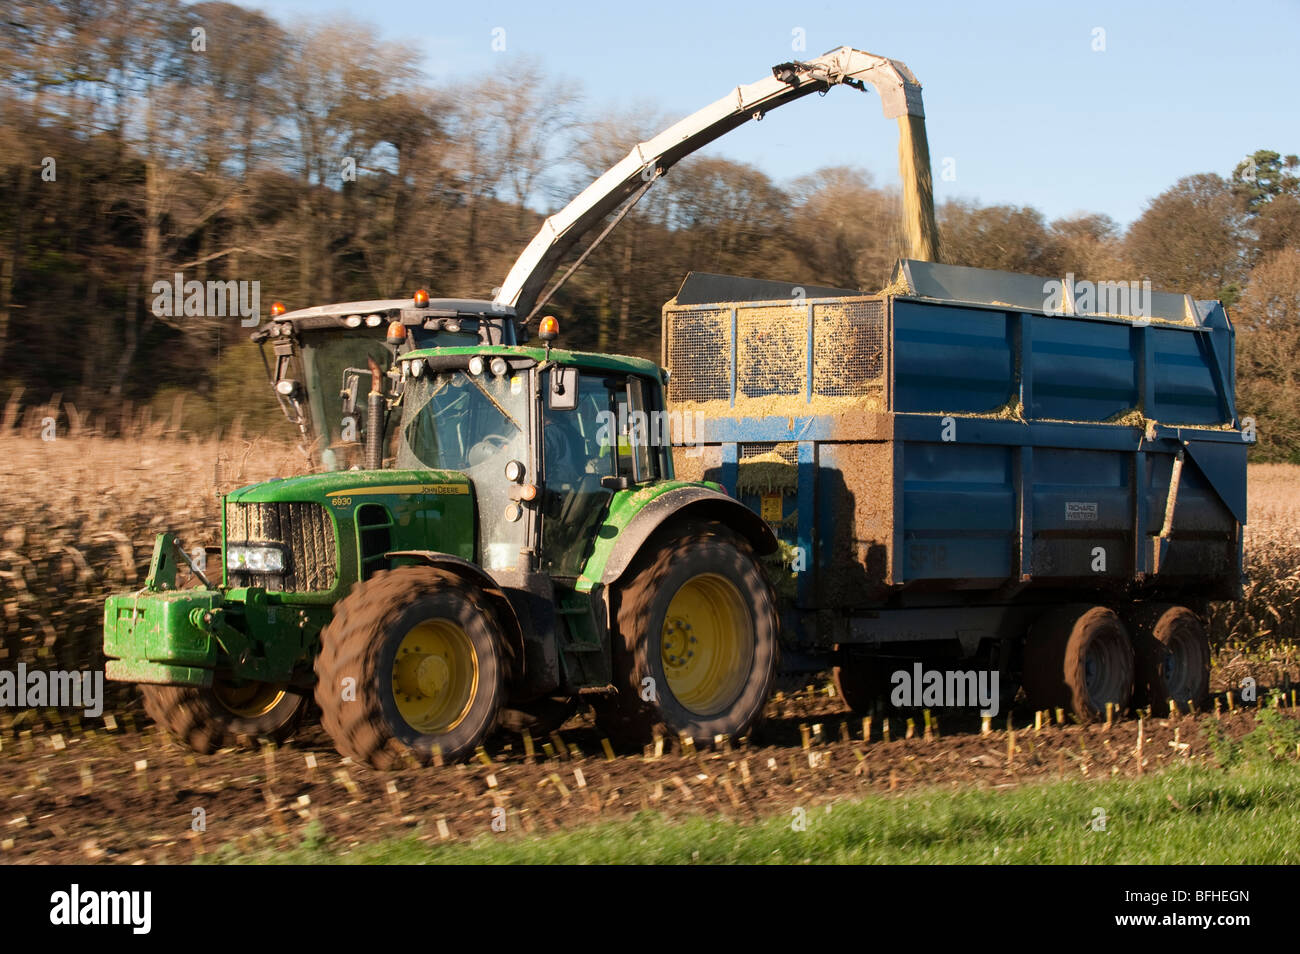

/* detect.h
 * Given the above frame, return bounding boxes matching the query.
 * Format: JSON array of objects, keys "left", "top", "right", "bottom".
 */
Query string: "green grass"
[{"left": 213, "top": 759, "right": 1300, "bottom": 865}]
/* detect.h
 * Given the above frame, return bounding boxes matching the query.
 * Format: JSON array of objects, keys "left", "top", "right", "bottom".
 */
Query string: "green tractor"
[{"left": 103, "top": 316, "right": 779, "bottom": 766}]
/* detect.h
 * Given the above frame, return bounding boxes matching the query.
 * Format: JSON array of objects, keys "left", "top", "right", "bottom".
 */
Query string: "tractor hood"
[{"left": 226, "top": 469, "right": 472, "bottom": 505}]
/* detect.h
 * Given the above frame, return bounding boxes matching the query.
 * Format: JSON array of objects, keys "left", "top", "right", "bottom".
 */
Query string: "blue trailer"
[{"left": 664, "top": 259, "right": 1248, "bottom": 720}]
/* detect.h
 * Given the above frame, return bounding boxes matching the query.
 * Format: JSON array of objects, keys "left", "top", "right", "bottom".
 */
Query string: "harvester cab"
[{"left": 251, "top": 294, "right": 519, "bottom": 471}]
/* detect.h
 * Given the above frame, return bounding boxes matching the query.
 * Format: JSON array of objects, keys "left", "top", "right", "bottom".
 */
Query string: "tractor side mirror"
[
  {"left": 340, "top": 370, "right": 362, "bottom": 415},
  {"left": 548, "top": 366, "right": 578, "bottom": 411}
]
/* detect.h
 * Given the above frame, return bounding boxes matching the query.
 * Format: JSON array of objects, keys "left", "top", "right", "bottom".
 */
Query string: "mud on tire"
[
  {"left": 1023, "top": 604, "right": 1134, "bottom": 722},
  {"left": 1130, "top": 603, "right": 1210, "bottom": 715},
  {"left": 594, "top": 521, "right": 778, "bottom": 749},
  {"left": 141, "top": 681, "right": 306, "bottom": 754},
  {"left": 313, "top": 566, "right": 507, "bottom": 769}
]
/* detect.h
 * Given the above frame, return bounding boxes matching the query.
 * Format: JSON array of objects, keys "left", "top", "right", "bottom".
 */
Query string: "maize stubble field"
[{"left": 0, "top": 415, "right": 1296, "bottom": 863}]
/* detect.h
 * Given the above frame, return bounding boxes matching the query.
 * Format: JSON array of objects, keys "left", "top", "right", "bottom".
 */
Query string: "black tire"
[
  {"left": 140, "top": 680, "right": 306, "bottom": 754},
  {"left": 594, "top": 521, "right": 778, "bottom": 748},
  {"left": 314, "top": 566, "right": 507, "bottom": 769},
  {"left": 1130, "top": 604, "right": 1210, "bottom": 715},
  {"left": 1022, "top": 604, "right": 1134, "bottom": 722}
]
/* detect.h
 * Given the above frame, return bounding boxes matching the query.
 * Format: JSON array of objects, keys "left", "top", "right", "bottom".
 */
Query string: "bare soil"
[{"left": 2, "top": 683, "right": 1295, "bottom": 864}]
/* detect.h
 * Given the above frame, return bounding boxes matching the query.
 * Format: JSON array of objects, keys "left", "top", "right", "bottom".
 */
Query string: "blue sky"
[{"left": 249, "top": 0, "right": 1299, "bottom": 227}]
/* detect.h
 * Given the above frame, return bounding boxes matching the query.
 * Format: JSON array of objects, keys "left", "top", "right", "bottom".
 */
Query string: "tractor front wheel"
[
  {"left": 141, "top": 679, "right": 306, "bottom": 754},
  {"left": 595, "top": 522, "right": 777, "bottom": 749},
  {"left": 314, "top": 566, "right": 507, "bottom": 769}
]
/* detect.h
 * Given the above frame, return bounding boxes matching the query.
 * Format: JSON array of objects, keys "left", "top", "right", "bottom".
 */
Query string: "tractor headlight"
[
  {"left": 468, "top": 356, "right": 485, "bottom": 376},
  {"left": 226, "top": 545, "right": 287, "bottom": 574}
]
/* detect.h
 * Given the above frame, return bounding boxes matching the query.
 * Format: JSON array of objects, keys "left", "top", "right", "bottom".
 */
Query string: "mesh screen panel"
[
  {"left": 665, "top": 308, "right": 730, "bottom": 402},
  {"left": 737, "top": 306, "right": 806, "bottom": 399},
  {"left": 813, "top": 300, "right": 885, "bottom": 397}
]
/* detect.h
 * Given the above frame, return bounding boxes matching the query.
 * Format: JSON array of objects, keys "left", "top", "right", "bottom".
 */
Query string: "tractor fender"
[
  {"left": 383, "top": 550, "right": 528, "bottom": 677},
  {"left": 597, "top": 486, "right": 779, "bottom": 589}
]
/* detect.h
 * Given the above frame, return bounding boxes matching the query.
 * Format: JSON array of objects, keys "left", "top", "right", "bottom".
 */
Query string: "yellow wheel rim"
[
  {"left": 212, "top": 679, "right": 287, "bottom": 718},
  {"left": 661, "top": 573, "right": 753, "bottom": 716},
  {"left": 391, "top": 619, "right": 478, "bottom": 734}
]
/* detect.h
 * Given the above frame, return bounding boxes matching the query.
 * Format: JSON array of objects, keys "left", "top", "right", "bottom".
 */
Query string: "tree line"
[{"left": 1, "top": 1, "right": 1297, "bottom": 458}]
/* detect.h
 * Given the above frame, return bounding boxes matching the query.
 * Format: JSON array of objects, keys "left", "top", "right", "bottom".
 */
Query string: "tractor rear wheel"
[
  {"left": 314, "top": 566, "right": 507, "bottom": 769},
  {"left": 141, "top": 679, "right": 306, "bottom": 754},
  {"left": 1130, "top": 604, "right": 1210, "bottom": 715},
  {"left": 595, "top": 522, "right": 777, "bottom": 749},
  {"left": 1023, "top": 604, "right": 1134, "bottom": 722}
]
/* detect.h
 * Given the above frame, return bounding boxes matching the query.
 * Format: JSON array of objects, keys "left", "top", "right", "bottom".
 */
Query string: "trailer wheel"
[
  {"left": 314, "top": 566, "right": 506, "bottom": 768},
  {"left": 1023, "top": 605, "right": 1133, "bottom": 722},
  {"left": 140, "top": 680, "right": 306, "bottom": 754},
  {"left": 595, "top": 522, "right": 777, "bottom": 748},
  {"left": 1130, "top": 604, "right": 1210, "bottom": 715}
]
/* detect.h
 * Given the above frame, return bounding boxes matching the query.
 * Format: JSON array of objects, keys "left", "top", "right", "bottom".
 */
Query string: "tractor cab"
[{"left": 390, "top": 325, "right": 670, "bottom": 579}]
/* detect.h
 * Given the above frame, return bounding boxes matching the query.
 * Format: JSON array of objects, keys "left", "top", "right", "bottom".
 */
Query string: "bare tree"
[
  {"left": 939, "top": 200, "right": 1064, "bottom": 276},
  {"left": 1124, "top": 173, "right": 1246, "bottom": 300},
  {"left": 787, "top": 166, "right": 903, "bottom": 290},
  {"left": 447, "top": 61, "right": 581, "bottom": 293}
]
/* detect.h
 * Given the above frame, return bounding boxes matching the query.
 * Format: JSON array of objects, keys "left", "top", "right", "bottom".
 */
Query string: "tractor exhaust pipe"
[{"left": 365, "top": 358, "right": 385, "bottom": 472}]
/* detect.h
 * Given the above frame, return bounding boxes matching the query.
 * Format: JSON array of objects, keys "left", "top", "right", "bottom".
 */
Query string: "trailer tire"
[
  {"left": 141, "top": 681, "right": 306, "bottom": 754},
  {"left": 1023, "top": 604, "right": 1133, "bottom": 722},
  {"left": 1130, "top": 604, "right": 1210, "bottom": 715},
  {"left": 595, "top": 521, "right": 777, "bottom": 749},
  {"left": 314, "top": 566, "right": 506, "bottom": 769}
]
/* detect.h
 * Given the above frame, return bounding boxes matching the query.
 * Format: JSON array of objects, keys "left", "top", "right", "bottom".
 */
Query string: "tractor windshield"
[{"left": 397, "top": 368, "right": 528, "bottom": 473}]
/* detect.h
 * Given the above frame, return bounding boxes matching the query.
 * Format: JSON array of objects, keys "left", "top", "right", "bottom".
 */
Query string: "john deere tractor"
[{"left": 103, "top": 313, "right": 778, "bottom": 766}]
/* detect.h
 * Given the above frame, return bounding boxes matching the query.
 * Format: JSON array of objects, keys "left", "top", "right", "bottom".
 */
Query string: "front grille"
[{"left": 225, "top": 501, "right": 337, "bottom": 592}]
